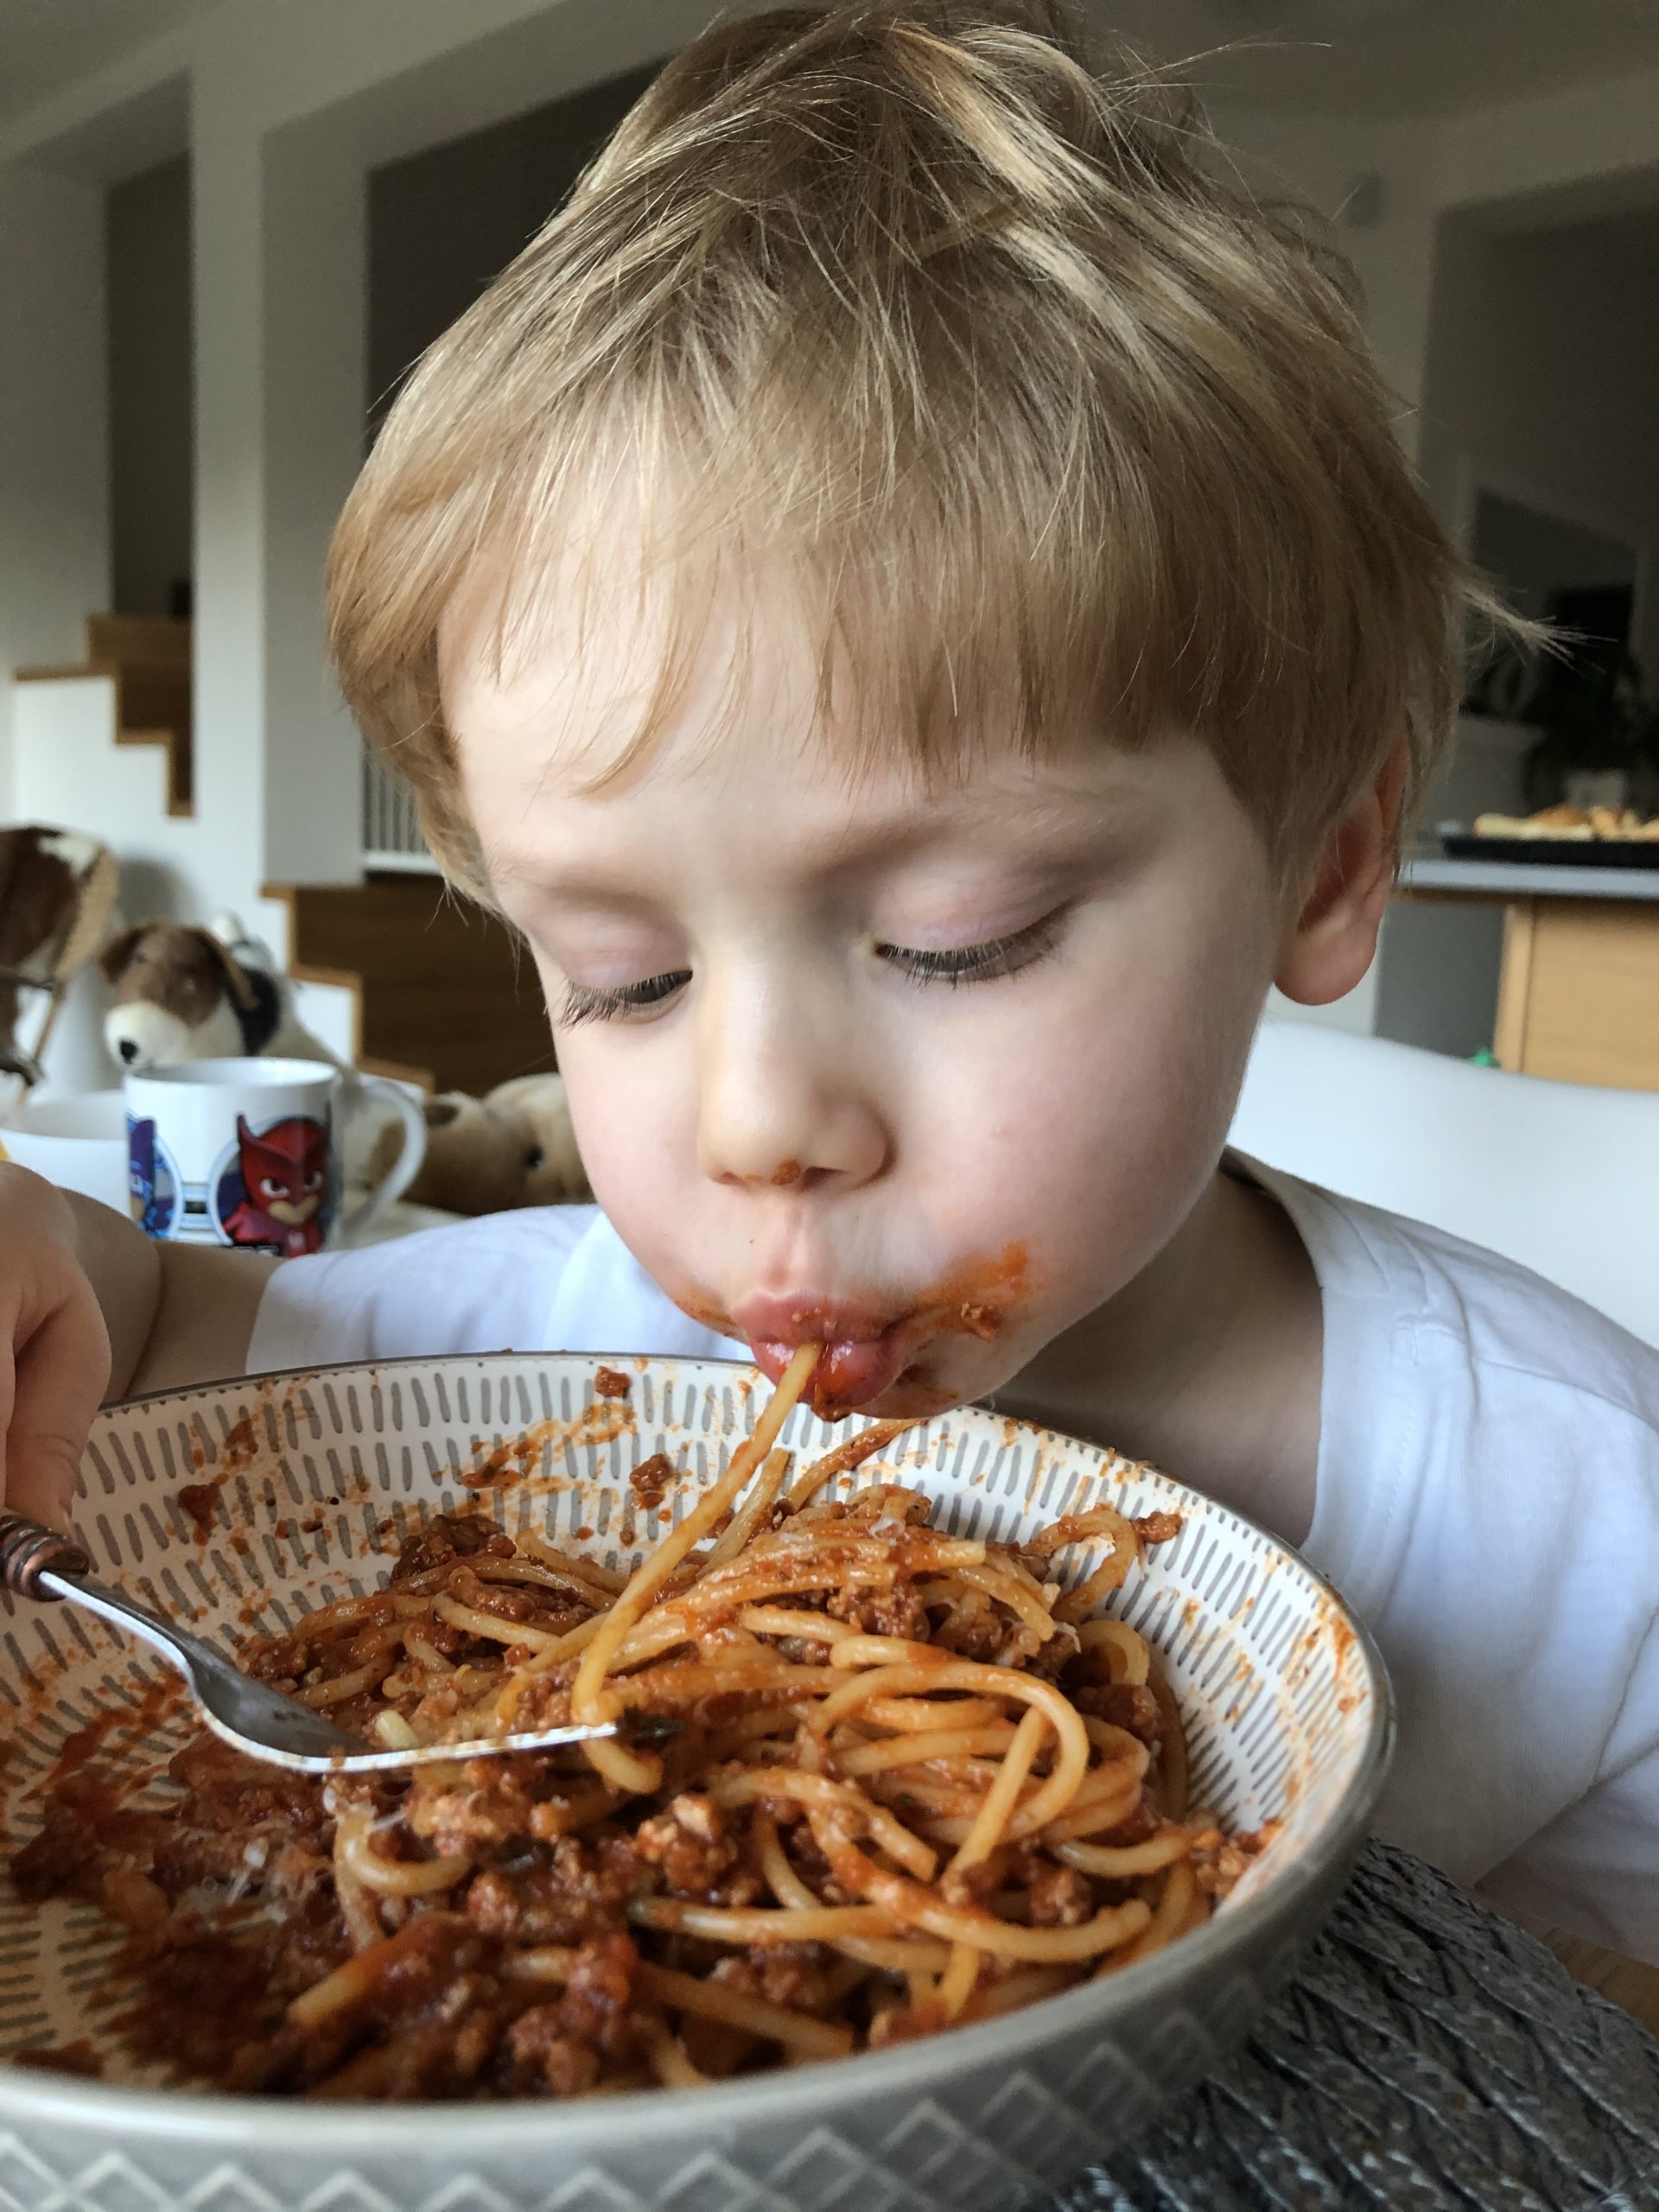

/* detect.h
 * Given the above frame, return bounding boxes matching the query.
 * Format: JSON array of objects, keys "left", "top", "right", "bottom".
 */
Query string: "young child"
[{"left": 3, "top": 0, "right": 1654, "bottom": 1965}]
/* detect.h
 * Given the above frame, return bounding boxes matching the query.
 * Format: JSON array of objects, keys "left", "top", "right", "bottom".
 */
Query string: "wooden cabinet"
[
  {"left": 1400, "top": 861, "right": 1659, "bottom": 1091},
  {"left": 1495, "top": 898, "right": 1659, "bottom": 1090}
]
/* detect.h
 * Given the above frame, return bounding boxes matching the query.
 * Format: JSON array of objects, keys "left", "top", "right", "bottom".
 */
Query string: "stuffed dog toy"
[
  {"left": 100, "top": 914, "right": 340, "bottom": 1073},
  {"left": 369, "top": 1073, "right": 588, "bottom": 1215}
]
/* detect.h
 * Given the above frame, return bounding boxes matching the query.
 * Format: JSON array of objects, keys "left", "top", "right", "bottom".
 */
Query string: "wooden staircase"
[
  {"left": 267, "top": 873, "right": 556, "bottom": 1096},
  {"left": 12, "top": 614, "right": 547, "bottom": 1097},
  {"left": 16, "top": 615, "right": 192, "bottom": 817}
]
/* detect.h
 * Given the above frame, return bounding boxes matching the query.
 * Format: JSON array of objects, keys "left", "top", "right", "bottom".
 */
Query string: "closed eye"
[
  {"left": 556, "top": 969, "right": 692, "bottom": 1028},
  {"left": 876, "top": 911, "right": 1066, "bottom": 986}
]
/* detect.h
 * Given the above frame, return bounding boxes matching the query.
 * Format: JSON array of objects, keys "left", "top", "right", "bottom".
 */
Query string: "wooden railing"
[{"left": 264, "top": 873, "right": 555, "bottom": 1096}]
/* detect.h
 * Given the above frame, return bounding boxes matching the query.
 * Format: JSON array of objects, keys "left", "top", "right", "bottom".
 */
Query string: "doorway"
[{"left": 106, "top": 154, "right": 193, "bottom": 622}]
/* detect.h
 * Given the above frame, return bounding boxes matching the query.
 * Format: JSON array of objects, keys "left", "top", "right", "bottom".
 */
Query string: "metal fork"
[{"left": 0, "top": 1511, "right": 670, "bottom": 1777}]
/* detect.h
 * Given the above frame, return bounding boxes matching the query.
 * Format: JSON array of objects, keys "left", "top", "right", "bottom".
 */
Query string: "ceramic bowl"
[
  {"left": 0, "top": 1353, "right": 1390, "bottom": 2210},
  {"left": 0, "top": 1089, "right": 129, "bottom": 1215}
]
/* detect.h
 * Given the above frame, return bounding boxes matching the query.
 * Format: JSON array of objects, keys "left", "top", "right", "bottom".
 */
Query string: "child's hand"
[{"left": 0, "top": 1165, "right": 111, "bottom": 1530}]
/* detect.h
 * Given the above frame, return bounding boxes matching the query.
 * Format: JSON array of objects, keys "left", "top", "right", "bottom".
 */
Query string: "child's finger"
[{"left": 2, "top": 1287, "right": 111, "bottom": 1533}]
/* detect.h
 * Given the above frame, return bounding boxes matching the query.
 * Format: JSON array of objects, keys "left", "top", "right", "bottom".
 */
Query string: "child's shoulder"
[
  {"left": 247, "top": 1203, "right": 605, "bottom": 1374},
  {"left": 1259, "top": 1160, "right": 1659, "bottom": 1444},
  {"left": 1262, "top": 1167, "right": 1659, "bottom": 1955}
]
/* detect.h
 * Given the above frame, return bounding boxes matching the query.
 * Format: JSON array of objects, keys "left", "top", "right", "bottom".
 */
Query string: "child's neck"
[{"left": 985, "top": 1164, "right": 1323, "bottom": 1546}]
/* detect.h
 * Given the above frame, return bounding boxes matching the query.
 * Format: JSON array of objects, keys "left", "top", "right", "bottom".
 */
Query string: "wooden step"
[
  {"left": 15, "top": 613, "right": 193, "bottom": 817},
  {"left": 86, "top": 613, "right": 191, "bottom": 666},
  {"left": 266, "top": 874, "right": 556, "bottom": 1096}
]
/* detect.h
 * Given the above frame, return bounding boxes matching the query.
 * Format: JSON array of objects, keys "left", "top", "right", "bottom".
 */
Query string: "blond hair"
[{"left": 329, "top": 0, "right": 1497, "bottom": 897}]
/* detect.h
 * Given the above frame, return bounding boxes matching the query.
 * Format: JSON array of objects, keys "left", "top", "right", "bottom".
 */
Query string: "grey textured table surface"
[{"left": 1054, "top": 1841, "right": 1659, "bottom": 2211}]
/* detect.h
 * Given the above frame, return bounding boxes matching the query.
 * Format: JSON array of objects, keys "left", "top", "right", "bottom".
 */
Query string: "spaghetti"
[{"left": 11, "top": 1352, "right": 1265, "bottom": 2100}]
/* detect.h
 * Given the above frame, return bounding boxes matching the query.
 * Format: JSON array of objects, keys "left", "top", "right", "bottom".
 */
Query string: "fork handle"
[{"left": 0, "top": 1511, "right": 90, "bottom": 1600}]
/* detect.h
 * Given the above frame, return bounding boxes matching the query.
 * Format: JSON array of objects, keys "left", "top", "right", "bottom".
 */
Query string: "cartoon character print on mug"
[
  {"left": 127, "top": 1112, "right": 180, "bottom": 1238},
  {"left": 215, "top": 1109, "right": 333, "bottom": 1255},
  {"left": 123, "top": 1058, "right": 426, "bottom": 1255}
]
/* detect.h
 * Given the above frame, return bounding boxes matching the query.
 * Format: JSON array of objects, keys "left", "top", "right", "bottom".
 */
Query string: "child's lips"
[
  {"left": 751, "top": 1331, "right": 912, "bottom": 1414},
  {"left": 734, "top": 1294, "right": 916, "bottom": 1417},
  {"left": 725, "top": 1246, "right": 1027, "bottom": 1420}
]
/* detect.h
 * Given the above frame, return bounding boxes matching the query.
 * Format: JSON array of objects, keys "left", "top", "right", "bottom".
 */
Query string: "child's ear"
[{"left": 1274, "top": 738, "right": 1408, "bottom": 1007}]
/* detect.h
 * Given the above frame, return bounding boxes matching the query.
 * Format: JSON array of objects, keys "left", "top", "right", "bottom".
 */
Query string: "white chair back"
[{"left": 1230, "top": 1020, "right": 1659, "bottom": 1348}]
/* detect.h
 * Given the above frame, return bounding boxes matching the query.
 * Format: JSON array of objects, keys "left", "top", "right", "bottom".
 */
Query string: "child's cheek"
[
  {"left": 911, "top": 924, "right": 1263, "bottom": 1330},
  {"left": 559, "top": 1053, "right": 677, "bottom": 1212}
]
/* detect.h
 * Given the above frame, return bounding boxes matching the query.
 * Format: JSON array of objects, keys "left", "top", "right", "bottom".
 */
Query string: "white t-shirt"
[{"left": 249, "top": 1170, "right": 1659, "bottom": 1962}]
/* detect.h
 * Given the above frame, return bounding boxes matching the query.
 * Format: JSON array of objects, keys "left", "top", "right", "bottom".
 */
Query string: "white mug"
[
  {"left": 0, "top": 1091, "right": 130, "bottom": 1216},
  {"left": 124, "top": 1058, "right": 426, "bottom": 1255}
]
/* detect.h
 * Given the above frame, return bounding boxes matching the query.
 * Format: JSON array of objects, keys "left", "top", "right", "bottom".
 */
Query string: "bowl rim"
[{"left": 0, "top": 1351, "right": 1395, "bottom": 2145}]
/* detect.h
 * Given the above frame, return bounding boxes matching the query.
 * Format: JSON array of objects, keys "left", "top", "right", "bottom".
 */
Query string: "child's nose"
[{"left": 695, "top": 992, "right": 888, "bottom": 1192}]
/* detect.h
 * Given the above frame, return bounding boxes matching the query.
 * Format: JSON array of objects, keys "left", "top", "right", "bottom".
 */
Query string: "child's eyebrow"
[
  {"left": 484, "top": 781, "right": 1144, "bottom": 908},
  {"left": 806, "top": 782, "right": 1148, "bottom": 873}
]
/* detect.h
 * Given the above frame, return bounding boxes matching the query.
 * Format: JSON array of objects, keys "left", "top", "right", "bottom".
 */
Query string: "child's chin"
[{"left": 861, "top": 1365, "right": 969, "bottom": 1421}]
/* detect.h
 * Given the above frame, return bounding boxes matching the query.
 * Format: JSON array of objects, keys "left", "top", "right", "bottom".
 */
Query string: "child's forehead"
[
  {"left": 438, "top": 523, "right": 1018, "bottom": 802},
  {"left": 448, "top": 601, "right": 1211, "bottom": 902},
  {"left": 432, "top": 472, "right": 1248, "bottom": 899}
]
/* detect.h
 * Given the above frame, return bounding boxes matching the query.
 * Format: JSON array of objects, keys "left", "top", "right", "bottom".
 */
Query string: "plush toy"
[
  {"left": 100, "top": 913, "right": 340, "bottom": 1073},
  {"left": 370, "top": 1072, "right": 589, "bottom": 1215},
  {"left": 1, "top": 826, "right": 118, "bottom": 1087}
]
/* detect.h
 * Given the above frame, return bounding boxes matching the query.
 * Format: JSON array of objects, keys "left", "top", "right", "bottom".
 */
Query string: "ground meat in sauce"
[
  {"left": 175, "top": 1482, "right": 221, "bottom": 1540},
  {"left": 553, "top": 1932, "right": 639, "bottom": 2059},
  {"left": 711, "top": 1942, "right": 836, "bottom": 2015},
  {"left": 634, "top": 1793, "right": 760, "bottom": 1905},
  {"left": 465, "top": 1834, "right": 640, "bottom": 1946},
  {"left": 408, "top": 1762, "right": 543, "bottom": 1857},
  {"left": 939, "top": 1856, "right": 1002, "bottom": 1910},
  {"left": 594, "top": 1367, "right": 632, "bottom": 1399},
  {"left": 1093, "top": 1793, "right": 1161, "bottom": 1848},
  {"left": 1014, "top": 1851, "right": 1095, "bottom": 1927},
  {"left": 1069, "top": 1681, "right": 1164, "bottom": 1746},
  {"left": 1026, "top": 1627, "right": 1079, "bottom": 1681},
  {"left": 926, "top": 1602, "right": 1003, "bottom": 1662},
  {"left": 1191, "top": 1824, "right": 1274, "bottom": 1896},
  {"left": 10, "top": 1792, "right": 109, "bottom": 1905},
  {"left": 628, "top": 1453, "right": 672, "bottom": 1512},
  {"left": 506, "top": 2005, "right": 601, "bottom": 2097},
  {"left": 825, "top": 1580, "right": 928, "bottom": 1640},
  {"left": 391, "top": 1511, "right": 507, "bottom": 1580}
]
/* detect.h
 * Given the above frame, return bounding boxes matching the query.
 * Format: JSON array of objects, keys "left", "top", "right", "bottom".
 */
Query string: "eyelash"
[
  {"left": 555, "top": 913, "right": 1065, "bottom": 1027},
  {"left": 876, "top": 912, "right": 1065, "bottom": 988},
  {"left": 556, "top": 970, "right": 692, "bottom": 1029}
]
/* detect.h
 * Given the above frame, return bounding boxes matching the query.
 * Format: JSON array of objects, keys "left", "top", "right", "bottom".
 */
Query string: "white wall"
[
  {"left": 1437, "top": 62, "right": 1659, "bottom": 219},
  {"left": 1209, "top": 105, "right": 1442, "bottom": 431},
  {"left": 0, "top": 161, "right": 109, "bottom": 811}
]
